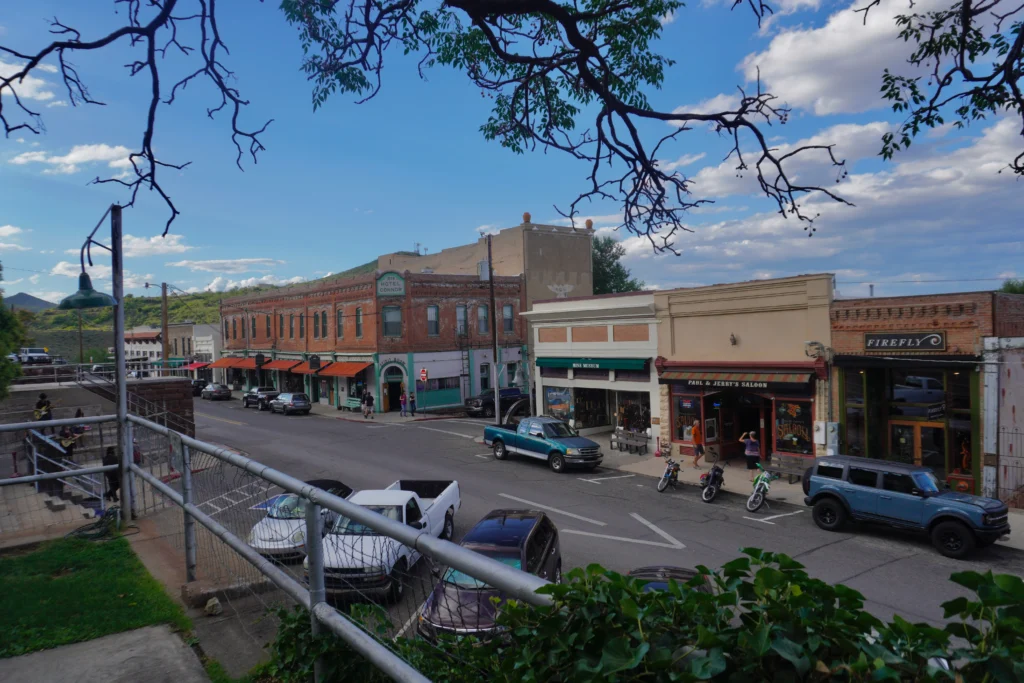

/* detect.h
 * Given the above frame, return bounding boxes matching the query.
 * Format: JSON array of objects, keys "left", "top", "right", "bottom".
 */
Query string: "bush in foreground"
[{"left": 264, "top": 548, "right": 1024, "bottom": 682}]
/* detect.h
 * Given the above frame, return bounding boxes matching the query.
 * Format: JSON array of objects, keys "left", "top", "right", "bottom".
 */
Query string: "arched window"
[{"left": 336, "top": 309, "right": 344, "bottom": 339}]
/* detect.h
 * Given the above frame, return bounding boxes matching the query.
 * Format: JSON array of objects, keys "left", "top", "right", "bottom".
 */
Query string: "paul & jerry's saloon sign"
[{"left": 864, "top": 332, "right": 946, "bottom": 352}]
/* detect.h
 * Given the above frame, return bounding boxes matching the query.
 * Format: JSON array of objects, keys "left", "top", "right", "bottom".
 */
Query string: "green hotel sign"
[
  {"left": 376, "top": 272, "right": 406, "bottom": 296},
  {"left": 536, "top": 357, "right": 647, "bottom": 371}
]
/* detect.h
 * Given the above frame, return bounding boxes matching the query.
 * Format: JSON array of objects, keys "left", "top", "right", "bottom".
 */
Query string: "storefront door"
[{"left": 889, "top": 421, "right": 946, "bottom": 479}]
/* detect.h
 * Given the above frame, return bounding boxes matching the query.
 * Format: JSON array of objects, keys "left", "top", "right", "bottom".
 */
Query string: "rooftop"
[{"left": 462, "top": 510, "right": 540, "bottom": 547}]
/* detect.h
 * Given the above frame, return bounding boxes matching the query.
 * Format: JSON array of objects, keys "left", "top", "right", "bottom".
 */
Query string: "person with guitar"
[{"left": 34, "top": 393, "right": 53, "bottom": 432}]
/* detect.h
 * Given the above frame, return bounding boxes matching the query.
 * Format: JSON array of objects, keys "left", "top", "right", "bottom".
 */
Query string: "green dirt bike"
[{"left": 746, "top": 463, "right": 780, "bottom": 513}]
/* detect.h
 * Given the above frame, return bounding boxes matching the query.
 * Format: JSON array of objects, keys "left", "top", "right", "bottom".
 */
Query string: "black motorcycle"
[
  {"left": 657, "top": 458, "right": 680, "bottom": 493},
  {"left": 699, "top": 459, "right": 725, "bottom": 503}
]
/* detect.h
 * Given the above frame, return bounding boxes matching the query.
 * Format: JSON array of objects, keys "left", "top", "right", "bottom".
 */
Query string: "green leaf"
[
  {"left": 619, "top": 597, "right": 640, "bottom": 620},
  {"left": 599, "top": 636, "right": 649, "bottom": 674},
  {"left": 740, "top": 623, "right": 771, "bottom": 656},
  {"left": 993, "top": 574, "right": 1024, "bottom": 600},
  {"left": 771, "top": 637, "right": 810, "bottom": 677},
  {"left": 689, "top": 647, "right": 727, "bottom": 679}
]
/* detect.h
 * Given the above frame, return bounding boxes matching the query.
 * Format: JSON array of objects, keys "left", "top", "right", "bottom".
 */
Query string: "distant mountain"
[{"left": 5, "top": 292, "right": 57, "bottom": 312}]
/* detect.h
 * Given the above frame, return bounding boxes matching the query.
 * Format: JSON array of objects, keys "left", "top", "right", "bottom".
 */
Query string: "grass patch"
[{"left": 0, "top": 536, "right": 191, "bottom": 658}]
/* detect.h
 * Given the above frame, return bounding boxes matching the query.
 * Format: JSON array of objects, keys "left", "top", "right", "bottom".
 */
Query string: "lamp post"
[{"left": 58, "top": 205, "right": 130, "bottom": 524}]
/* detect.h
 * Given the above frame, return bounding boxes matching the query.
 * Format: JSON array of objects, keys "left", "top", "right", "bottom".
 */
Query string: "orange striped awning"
[
  {"left": 208, "top": 357, "right": 243, "bottom": 369},
  {"left": 234, "top": 357, "right": 258, "bottom": 370},
  {"left": 661, "top": 371, "right": 811, "bottom": 384},
  {"left": 290, "top": 361, "right": 331, "bottom": 375},
  {"left": 262, "top": 359, "right": 301, "bottom": 371},
  {"left": 316, "top": 362, "right": 372, "bottom": 378}
]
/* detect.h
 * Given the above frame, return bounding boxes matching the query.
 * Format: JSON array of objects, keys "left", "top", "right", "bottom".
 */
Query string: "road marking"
[
  {"left": 414, "top": 426, "right": 475, "bottom": 440},
  {"left": 578, "top": 474, "right": 636, "bottom": 484},
  {"left": 743, "top": 509, "right": 805, "bottom": 525},
  {"left": 473, "top": 454, "right": 490, "bottom": 460},
  {"left": 395, "top": 602, "right": 426, "bottom": 640},
  {"left": 629, "top": 513, "right": 686, "bottom": 548},
  {"left": 195, "top": 412, "right": 244, "bottom": 426},
  {"left": 562, "top": 529, "right": 685, "bottom": 550},
  {"left": 497, "top": 493, "right": 606, "bottom": 526},
  {"left": 436, "top": 419, "right": 489, "bottom": 426}
]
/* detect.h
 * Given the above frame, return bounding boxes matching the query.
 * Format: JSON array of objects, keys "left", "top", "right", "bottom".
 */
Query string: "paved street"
[{"left": 192, "top": 398, "right": 1023, "bottom": 628}]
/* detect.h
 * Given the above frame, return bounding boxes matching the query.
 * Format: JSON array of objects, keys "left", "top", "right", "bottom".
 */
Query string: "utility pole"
[
  {"left": 161, "top": 282, "right": 169, "bottom": 375},
  {"left": 488, "top": 235, "right": 500, "bottom": 426}
]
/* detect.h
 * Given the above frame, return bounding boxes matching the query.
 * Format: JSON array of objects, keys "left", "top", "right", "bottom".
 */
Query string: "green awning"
[{"left": 536, "top": 357, "right": 647, "bottom": 371}]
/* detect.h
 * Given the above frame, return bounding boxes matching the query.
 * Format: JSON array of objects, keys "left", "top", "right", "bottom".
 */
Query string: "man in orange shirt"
[{"left": 691, "top": 420, "right": 705, "bottom": 468}]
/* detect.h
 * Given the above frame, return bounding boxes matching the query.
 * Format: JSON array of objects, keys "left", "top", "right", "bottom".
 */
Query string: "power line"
[{"left": 836, "top": 278, "right": 1010, "bottom": 284}]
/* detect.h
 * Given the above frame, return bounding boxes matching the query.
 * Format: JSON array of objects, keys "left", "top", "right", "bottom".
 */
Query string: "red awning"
[
  {"left": 234, "top": 358, "right": 258, "bottom": 370},
  {"left": 317, "top": 362, "right": 372, "bottom": 378},
  {"left": 263, "top": 359, "right": 301, "bottom": 371},
  {"left": 290, "top": 361, "right": 331, "bottom": 375},
  {"left": 182, "top": 362, "right": 209, "bottom": 370},
  {"left": 208, "top": 357, "right": 242, "bottom": 369}
]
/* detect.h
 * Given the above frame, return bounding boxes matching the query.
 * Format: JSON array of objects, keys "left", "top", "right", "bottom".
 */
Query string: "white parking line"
[
  {"left": 742, "top": 509, "right": 805, "bottom": 525},
  {"left": 498, "top": 493, "right": 607, "bottom": 526},
  {"left": 578, "top": 474, "right": 636, "bottom": 484},
  {"left": 436, "top": 419, "right": 490, "bottom": 426},
  {"left": 629, "top": 513, "right": 686, "bottom": 548},
  {"left": 395, "top": 602, "right": 426, "bottom": 640},
  {"left": 562, "top": 529, "right": 685, "bottom": 550},
  {"left": 414, "top": 426, "right": 475, "bottom": 439},
  {"left": 473, "top": 454, "right": 490, "bottom": 460}
]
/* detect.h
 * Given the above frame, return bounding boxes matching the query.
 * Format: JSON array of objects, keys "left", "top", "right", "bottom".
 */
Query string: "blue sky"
[{"left": 1, "top": 0, "right": 1021, "bottom": 305}]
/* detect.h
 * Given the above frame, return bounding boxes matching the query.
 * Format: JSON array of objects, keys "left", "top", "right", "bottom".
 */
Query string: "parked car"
[
  {"left": 201, "top": 383, "right": 232, "bottom": 400},
  {"left": 465, "top": 388, "right": 525, "bottom": 418},
  {"left": 242, "top": 385, "right": 280, "bottom": 410},
  {"left": 5, "top": 352, "right": 18, "bottom": 364},
  {"left": 18, "top": 347, "right": 50, "bottom": 365},
  {"left": 269, "top": 392, "right": 311, "bottom": 415},
  {"left": 627, "top": 566, "right": 713, "bottom": 594},
  {"left": 190, "top": 379, "right": 207, "bottom": 397},
  {"left": 484, "top": 416, "right": 603, "bottom": 473},
  {"left": 804, "top": 455, "right": 1010, "bottom": 558},
  {"left": 247, "top": 479, "right": 353, "bottom": 562},
  {"left": 418, "top": 509, "right": 560, "bottom": 641},
  {"left": 314, "top": 480, "right": 461, "bottom": 601}
]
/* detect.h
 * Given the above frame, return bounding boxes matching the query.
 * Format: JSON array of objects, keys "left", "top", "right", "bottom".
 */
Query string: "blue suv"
[{"left": 804, "top": 456, "right": 1010, "bottom": 559}]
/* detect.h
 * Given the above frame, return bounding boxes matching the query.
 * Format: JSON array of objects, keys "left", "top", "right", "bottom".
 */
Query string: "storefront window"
[
  {"left": 544, "top": 387, "right": 572, "bottom": 421},
  {"left": 845, "top": 368, "right": 864, "bottom": 403},
  {"left": 948, "top": 371, "right": 971, "bottom": 411},
  {"left": 574, "top": 388, "right": 609, "bottom": 429},
  {"left": 890, "top": 370, "right": 943, "bottom": 417},
  {"left": 845, "top": 406, "right": 866, "bottom": 456},
  {"left": 615, "top": 392, "right": 650, "bottom": 432},
  {"left": 775, "top": 400, "right": 814, "bottom": 454},
  {"left": 673, "top": 395, "right": 700, "bottom": 441},
  {"left": 541, "top": 367, "right": 568, "bottom": 379},
  {"left": 573, "top": 368, "right": 608, "bottom": 380},
  {"left": 950, "top": 418, "right": 973, "bottom": 474}
]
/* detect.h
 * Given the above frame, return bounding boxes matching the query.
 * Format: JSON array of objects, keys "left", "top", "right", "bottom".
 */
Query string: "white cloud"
[
  {"left": 475, "top": 224, "right": 500, "bottom": 236},
  {"left": 45, "top": 100, "right": 68, "bottom": 108},
  {"left": 9, "top": 143, "right": 132, "bottom": 175},
  {"left": 0, "top": 58, "right": 55, "bottom": 101},
  {"left": 121, "top": 233, "right": 193, "bottom": 257},
  {"left": 661, "top": 152, "right": 707, "bottom": 172},
  {"left": 167, "top": 258, "right": 283, "bottom": 274},
  {"left": 49, "top": 260, "right": 152, "bottom": 288},
  {"left": 660, "top": 10, "right": 676, "bottom": 25},
  {"left": 15, "top": 137, "right": 25, "bottom": 144},
  {"left": 29, "top": 274, "right": 41, "bottom": 285},
  {"left": 27, "top": 291, "right": 66, "bottom": 305},
  {"left": 4, "top": 278, "right": 23, "bottom": 285},
  {"left": 204, "top": 274, "right": 305, "bottom": 292},
  {"left": 39, "top": 249, "right": 55, "bottom": 254},
  {"left": 741, "top": 0, "right": 946, "bottom": 115},
  {"left": 0, "top": 225, "right": 23, "bottom": 238},
  {"left": 672, "top": 93, "right": 739, "bottom": 119},
  {"left": 0, "top": 243, "right": 30, "bottom": 251}
]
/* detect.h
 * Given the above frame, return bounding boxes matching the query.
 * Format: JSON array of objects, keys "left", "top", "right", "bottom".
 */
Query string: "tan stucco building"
[{"left": 654, "top": 274, "right": 834, "bottom": 463}]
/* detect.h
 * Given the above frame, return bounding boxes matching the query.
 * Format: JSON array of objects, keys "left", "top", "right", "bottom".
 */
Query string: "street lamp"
[{"left": 58, "top": 204, "right": 130, "bottom": 524}]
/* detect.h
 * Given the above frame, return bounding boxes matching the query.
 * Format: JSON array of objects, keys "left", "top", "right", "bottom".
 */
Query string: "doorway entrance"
[
  {"left": 890, "top": 421, "right": 946, "bottom": 479},
  {"left": 383, "top": 365, "right": 404, "bottom": 412},
  {"left": 703, "top": 392, "right": 771, "bottom": 462}
]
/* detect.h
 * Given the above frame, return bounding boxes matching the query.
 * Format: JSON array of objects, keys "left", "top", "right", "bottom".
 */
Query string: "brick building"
[
  {"left": 830, "top": 290, "right": 1024, "bottom": 498},
  {"left": 217, "top": 270, "right": 526, "bottom": 413}
]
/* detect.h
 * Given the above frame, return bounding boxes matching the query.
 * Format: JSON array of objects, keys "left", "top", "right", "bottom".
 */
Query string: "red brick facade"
[
  {"left": 995, "top": 293, "right": 1024, "bottom": 338},
  {"left": 220, "top": 272, "right": 526, "bottom": 355}
]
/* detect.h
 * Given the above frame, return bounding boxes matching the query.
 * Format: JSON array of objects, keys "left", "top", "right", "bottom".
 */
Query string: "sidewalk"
[
  {"left": 308, "top": 401, "right": 472, "bottom": 424},
  {"left": 0, "top": 625, "right": 208, "bottom": 683}
]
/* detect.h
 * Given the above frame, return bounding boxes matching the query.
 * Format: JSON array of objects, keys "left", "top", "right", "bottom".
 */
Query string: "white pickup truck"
[{"left": 313, "top": 479, "right": 460, "bottom": 602}]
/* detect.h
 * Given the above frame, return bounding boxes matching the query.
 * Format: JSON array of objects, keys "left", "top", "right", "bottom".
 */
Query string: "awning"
[
  {"left": 234, "top": 357, "right": 258, "bottom": 370},
  {"left": 317, "top": 362, "right": 372, "bottom": 378},
  {"left": 536, "top": 357, "right": 647, "bottom": 371},
  {"left": 661, "top": 370, "right": 812, "bottom": 391},
  {"left": 208, "top": 357, "right": 242, "bottom": 369},
  {"left": 290, "top": 361, "right": 331, "bottom": 375},
  {"left": 262, "top": 359, "right": 301, "bottom": 371},
  {"left": 182, "top": 361, "right": 209, "bottom": 370}
]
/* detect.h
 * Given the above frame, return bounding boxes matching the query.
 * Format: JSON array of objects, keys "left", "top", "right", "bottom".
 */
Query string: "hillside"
[
  {"left": 5, "top": 292, "right": 57, "bottom": 313},
  {"left": 28, "top": 287, "right": 270, "bottom": 331}
]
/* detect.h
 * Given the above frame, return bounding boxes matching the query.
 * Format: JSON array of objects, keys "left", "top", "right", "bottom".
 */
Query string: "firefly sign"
[{"left": 864, "top": 332, "right": 946, "bottom": 352}]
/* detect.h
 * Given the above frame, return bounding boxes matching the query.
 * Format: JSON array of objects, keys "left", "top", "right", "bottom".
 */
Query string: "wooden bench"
[
  {"left": 766, "top": 454, "right": 812, "bottom": 484},
  {"left": 610, "top": 431, "right": 649, "bottom": 455},
  {"left": 341, "top": 397, "right": 363, "bottom": 411}
]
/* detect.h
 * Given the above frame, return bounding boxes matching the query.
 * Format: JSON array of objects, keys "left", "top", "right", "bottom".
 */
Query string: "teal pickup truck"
[{"left": 483, "top": 416, "right": 603, "bottom": 473}]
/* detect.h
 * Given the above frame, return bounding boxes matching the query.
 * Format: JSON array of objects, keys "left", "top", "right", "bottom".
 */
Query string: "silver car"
[{"left": 270, "top": 392, "right": 311, "bottom": 415}]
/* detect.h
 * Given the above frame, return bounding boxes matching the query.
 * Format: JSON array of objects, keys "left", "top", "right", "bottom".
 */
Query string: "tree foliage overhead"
[
  {"left": 0, "top": 266, "right": 25, "bottom": 400},
  {"left": 592, "top": 235, "right": 644, "bottom": 294},
  {"left": 865, "top": 0, "right": 1024, "bottom": 174},
  {"left": 1002, "top": 278, "right": 1024, "bottom": 294},
  {"left": 2, "top": 0, "right": 855, "bottom": 253}
]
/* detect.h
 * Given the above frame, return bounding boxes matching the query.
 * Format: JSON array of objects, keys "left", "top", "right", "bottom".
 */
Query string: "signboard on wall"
[
  {"left": 678, "top": 378, "right": 808, "bottom": 392},
  {"left": 376, "top": 272, "right": 406, "bottom": 296},
  {"left": 864, "top": 332, "right": 946, "bottom": 352}
]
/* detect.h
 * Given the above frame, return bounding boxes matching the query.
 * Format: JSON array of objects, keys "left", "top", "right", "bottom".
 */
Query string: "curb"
[
  {"left": 330, "top": 414, "right": 471, "bottom": 424},
  {"left": 613, "top": 463, "right": 808, "bottom": 510}
]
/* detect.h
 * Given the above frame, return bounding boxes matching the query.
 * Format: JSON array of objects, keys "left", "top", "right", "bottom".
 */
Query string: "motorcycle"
[
  {"left": 657, "top": 458, "right": 680, "bottom": 492},
  {"left": 746, "top": 463, "right": 779, "bottom": 512},
  {"left": 699, "top": 458, "right": 725, "bottom": 503}
]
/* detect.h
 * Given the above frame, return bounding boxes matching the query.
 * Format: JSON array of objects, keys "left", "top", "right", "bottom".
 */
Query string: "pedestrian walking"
[
  {"left": 691, "top": 420, "right": 705, "bottom": 469},
  {"left": 363, "top": 391, "right": 375, "bottom": 419},
  {"left": 409, "top": 394, "right": 416, "bottom": 417},
  {"left": 103, "top": 446, "right": 120, "bottom": 503},
  {"left": 400, "top": 391, "right": 407, "bottom": 417},
  {"left": 740, "top": 431, "right": 761, "bottom": 481}
]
